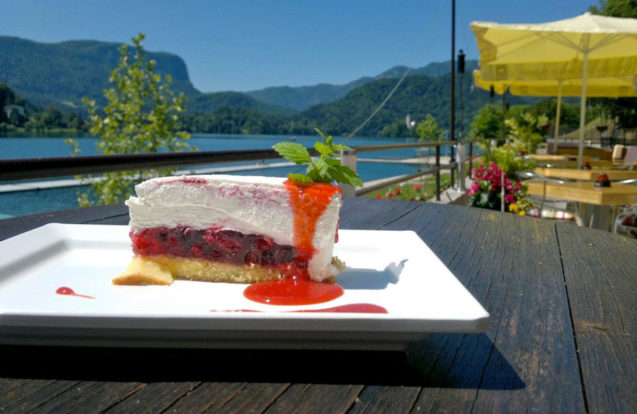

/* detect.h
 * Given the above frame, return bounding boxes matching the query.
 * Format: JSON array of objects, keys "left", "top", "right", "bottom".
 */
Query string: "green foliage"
[
  {"left": 589, "top": 1, "right": 637, "bottom": 128},
  {"left": 0, "top": 36, "right": 198, "bottom": 110},
  {"left": 379, "top": 120, "right": 416, "bottom": 138},
  {"left": 506, "top": 110, "right": 548, "bottom": 154},
  {"left": 272, "top": 128, "right": 362, "bottom": 186},
  {"left": 470, "top": 104, "right": 505, "bottom": 141},
  {"left": 492, "top": 144, "right": 536, "bottom": 178},
  {"left": 415, "top": 114, "right": 445, "bottom": 142},
  {"left": 68, "top": 33, "right": 193, "bottom": 206},
  {"left": 590, "top": 0, "right": 637, "bottom": 18}
]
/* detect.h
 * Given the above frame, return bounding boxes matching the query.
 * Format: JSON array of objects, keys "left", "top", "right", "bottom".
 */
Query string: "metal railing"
[{"left": 0, "top": 141, "right": 457, "bottom": 200}]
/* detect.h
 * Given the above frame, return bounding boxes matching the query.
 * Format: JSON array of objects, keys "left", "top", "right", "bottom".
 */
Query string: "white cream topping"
[{"left": 126, "top": 174, "right": 342, "bottom": 281}]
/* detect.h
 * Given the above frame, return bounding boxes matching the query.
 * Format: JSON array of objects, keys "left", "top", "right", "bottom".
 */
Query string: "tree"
[
  {"left": 590, "top": 0, "right": 637, "bottom": 18},
  {"left": 589, "top": 0, "right": 637, "bottom": 129},
  {"left": 415, "top": 114, "right": 445, "bottom": 142},
  {"left": 68, "top": 33, "right": 193, "bottom": 206}
]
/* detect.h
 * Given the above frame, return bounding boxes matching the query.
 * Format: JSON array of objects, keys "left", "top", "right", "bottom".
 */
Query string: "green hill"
[
  {"left": 0, "top": 36, "right": 199, "bottom": 109},
  {"left": 289, "top": 70, "right": 528, "bottom": 137},
  {"left": 245, "top": 78, "right": 373, "bottom": 111},
  {"left": 0, "top": 35, "right": 530, "bottom": 138},
  {"left": 246, "top": 60, "right": 480, "bottom": 111},
  {"left": 188, "top": 91, "right": 296, "bottom": 117}
]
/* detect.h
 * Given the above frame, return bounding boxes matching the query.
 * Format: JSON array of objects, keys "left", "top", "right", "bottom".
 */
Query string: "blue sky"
[{"left": 1, "top": 0, "right": 596, "bottom": 93}]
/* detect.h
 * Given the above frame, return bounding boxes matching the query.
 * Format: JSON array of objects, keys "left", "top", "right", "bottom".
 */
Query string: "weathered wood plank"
[
  {"left": 340, "top": 198, "right": 421, "bottom": 230},
  {"left": 0, "top": 198, "right": 631, "bottom": 414},
  {"left": 28, "top": 381, "right": 143, "bottom": 413},
  {"left": 211, "top": 383, "right": 289, "bottom": 414},
  {"left": 163, "top": 382, "right": 246, "bottom": 413},
  {"left": 264, "top": 384, "right": 362, "bottom": 414},
  {"left": 0, "top": 204, "right": 128, "bottom": 240},
  {"left": 104, "top": 381, "right": 199, "bottom": 414},
  {"left": 377, "top": 205, "right": 585, "bottom": 413},
  {"left": 0, "top": 380, "right": 81, "bottom": 412},
  {"left": 0, "top": 378, "right": 32, "bottom": 400},
  {"left": 347, "top": 385, "right": 420, "bottom": 414},
  {"left": 556, "top": 223, "right": 636, "bottom": 413}
]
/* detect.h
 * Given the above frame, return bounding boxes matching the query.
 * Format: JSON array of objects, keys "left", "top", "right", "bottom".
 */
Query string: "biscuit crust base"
[{"left": 113, "top": 255, "right": 285, "bottom": 285}]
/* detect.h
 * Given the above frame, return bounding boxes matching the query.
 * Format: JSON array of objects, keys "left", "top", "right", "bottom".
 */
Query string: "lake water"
[{"left": 0, "top": 133, "right": 438, "bottom": 218}]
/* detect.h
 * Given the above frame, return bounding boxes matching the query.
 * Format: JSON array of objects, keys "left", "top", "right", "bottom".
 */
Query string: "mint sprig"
[{"left": 272, "top": 128, "right": 363, "bottom": 187}]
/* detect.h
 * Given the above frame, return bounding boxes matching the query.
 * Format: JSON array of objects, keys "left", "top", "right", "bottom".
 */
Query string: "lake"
[{"left": 0, "top": 133, "right": 441, "bottom": 218}]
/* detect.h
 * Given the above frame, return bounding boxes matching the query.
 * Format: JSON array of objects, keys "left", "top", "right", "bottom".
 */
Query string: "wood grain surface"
[{"left": 0, "top": 198, "right": 634, "bottom": 413}]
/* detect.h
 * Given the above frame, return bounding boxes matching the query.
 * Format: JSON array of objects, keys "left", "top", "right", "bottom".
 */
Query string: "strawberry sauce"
[
  {"left": 243, "top": 180, "right": 343, "bottom": 306},
  {"left": 56, "top": 287, "right": 95, "bottom": 299},
  {"left": 211, "top": 303, "right": 387, "bottom": 313},
  {"left": 243, "top": 277, "right": 343, "bottom": 305}
]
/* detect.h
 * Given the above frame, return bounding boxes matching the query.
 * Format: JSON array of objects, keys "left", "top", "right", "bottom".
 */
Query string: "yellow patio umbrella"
[
  {"left": 473, "top": 69, "right": 637, "bottom": 138},
  {"left": 471, "top": 12, "right": 637, "bottom": 166}
]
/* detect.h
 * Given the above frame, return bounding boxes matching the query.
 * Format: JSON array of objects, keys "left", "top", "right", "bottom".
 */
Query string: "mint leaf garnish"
[
  {"left": 272, "top": 142, "right": 311, "bottom": 165},
  {"left": 272, "top": 128, "right": 362, "bottom": 187}
]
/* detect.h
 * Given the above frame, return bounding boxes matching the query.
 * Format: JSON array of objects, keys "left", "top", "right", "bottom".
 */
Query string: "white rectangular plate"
[{"left": 0, "top": 224, "right": 489, "bottom": 350}]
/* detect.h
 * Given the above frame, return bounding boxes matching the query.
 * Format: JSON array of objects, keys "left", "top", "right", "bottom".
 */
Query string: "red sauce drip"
[
  {"left": 295, "top": 303, "right": 387, "bottom": 313},
  {"left": 210, "top": 303, "right": 387, "bottom": 313},
  {"left": 56, "top": 286, "right": 95, "bottom": 299},
  {"left": 210, "top": 309, "right": 261, "bottom": 313},
  {"left": 243, "top": 181, "right": 342, "bottom": 305},
  {"left": 244, "top": 277, "right": 343, "bottom": 306},
  {"left": 284, "top": 180, "right": 341, "bottom": 269}
]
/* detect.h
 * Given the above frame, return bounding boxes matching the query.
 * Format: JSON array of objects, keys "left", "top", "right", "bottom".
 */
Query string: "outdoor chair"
[{"left": 615, "top": 145, "right": 637, "bottom": 170}]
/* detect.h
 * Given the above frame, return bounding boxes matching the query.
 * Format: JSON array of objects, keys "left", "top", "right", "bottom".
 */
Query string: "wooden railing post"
[
  {"left": 339, "top": 148, "right": 358, "bottom": 199},
  {"left": 435, "top": 144, "right": 441, "bottom": 201},
  {"left": 450, "top": 142, "right": 456, "bottom": 188},
  {"left": 469, "top": 142, "right": 474, "bottom": 178},
  {"left": 457, "top": 141, "right": 465, "bottom": 191}
]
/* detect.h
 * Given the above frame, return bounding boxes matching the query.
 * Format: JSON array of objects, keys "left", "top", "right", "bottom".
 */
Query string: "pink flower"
[
  {"left": 413, "top": 184, "right": 421, "bottom": 190},
  {"left": 504, "top": 194, "right": 516, "bottom": 205},
  {"left": 467, "top": 182, "right": 480, "bottom": 196}
]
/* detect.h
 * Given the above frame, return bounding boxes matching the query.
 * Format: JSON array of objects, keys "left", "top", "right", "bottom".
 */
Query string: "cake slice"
[{"left": 114, "top": 174, "right": 344, "bottom": 285}]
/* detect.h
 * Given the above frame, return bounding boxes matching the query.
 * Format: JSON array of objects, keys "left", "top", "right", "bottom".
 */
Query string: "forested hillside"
[
  {"left": 0, "top": 35, "right": 532, "bottom": 137},
  {"left": 0, "top": 36, "right": 199, "bottom": 108}
]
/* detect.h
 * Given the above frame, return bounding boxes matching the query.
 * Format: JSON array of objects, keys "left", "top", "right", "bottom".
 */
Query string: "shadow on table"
[{"left": 0, "top": 334, "right": 523, "bottom": 390}]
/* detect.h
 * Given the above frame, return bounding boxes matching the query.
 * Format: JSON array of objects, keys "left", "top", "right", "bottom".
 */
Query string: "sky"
[{"left": 1, "top": 0, "right": 597, "bottom": 93}]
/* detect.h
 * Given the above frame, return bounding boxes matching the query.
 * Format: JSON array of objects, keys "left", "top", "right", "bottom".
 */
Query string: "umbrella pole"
[
  {"left": 554, "top": 81, "right": 563, "bottom": 153},
  {"left": 578, "top": 38, "right": 590, "bottom": 168}
]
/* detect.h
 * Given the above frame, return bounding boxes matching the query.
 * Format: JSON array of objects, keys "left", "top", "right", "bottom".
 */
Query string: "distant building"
[{"left": 405, "top": 114, "right": 417, "bottom": 129}]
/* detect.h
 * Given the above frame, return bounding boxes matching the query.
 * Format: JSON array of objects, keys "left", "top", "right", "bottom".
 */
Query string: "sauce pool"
[{"left": 243, "top": 277, "right": 343, "bottom": 306}]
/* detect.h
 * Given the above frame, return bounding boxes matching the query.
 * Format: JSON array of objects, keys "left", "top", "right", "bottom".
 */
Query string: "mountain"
[
  {"left": 178, "top": 72, "right": 535, "bottom": 137},
  {"left": 187, "top": 91, "right": 296, "bottom": 117},
  {"left": 246, "top": 60, "right": 480, "bottom": 111},
  {"left": 245, "top": 77, "right": 373, "bottom": 112},
  {"left": 1, "top": 34, "right": 530, "bottom": 138},
  {"left": 0, "top": 36, "right": 199, "bottom": 109}
]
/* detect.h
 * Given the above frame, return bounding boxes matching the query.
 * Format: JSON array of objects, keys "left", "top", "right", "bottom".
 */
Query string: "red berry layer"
[{"left": 130, "top": 226, "right": 305, "bottom": 268}]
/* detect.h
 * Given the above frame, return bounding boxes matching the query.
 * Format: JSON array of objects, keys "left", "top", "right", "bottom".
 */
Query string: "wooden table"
[
  {"left": 0, "top": 199, "right": 634, "bottom": 413},
  {"left": 533, "top": 167, "right": 637, "bottom": 182},
  {"left": 532, "top": 159, "right": 620, "bottom": 169},
  {"left": 526, "top": 180, "right": 637, "bottom": 206}
]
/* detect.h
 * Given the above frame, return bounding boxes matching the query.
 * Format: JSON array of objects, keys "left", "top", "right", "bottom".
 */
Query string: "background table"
[
  {"left": 526, "top": 180, "right": 637, "bottom": 206},
  {"left": 533, "top": 167, "right": 637, "bottom": 181},
  {"left": 0, "top": 199, "right": 634, "bottom": 413}
]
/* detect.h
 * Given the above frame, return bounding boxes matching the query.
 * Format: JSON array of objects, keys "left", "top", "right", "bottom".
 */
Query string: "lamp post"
[{"left": 450, "top": 0, "right": 456, "bottom": 188}]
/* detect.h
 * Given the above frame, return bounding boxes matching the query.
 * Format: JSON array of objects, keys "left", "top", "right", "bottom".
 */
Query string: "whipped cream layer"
[{"left": 126, "top": 174, "right": 342, "bottom": 281}]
